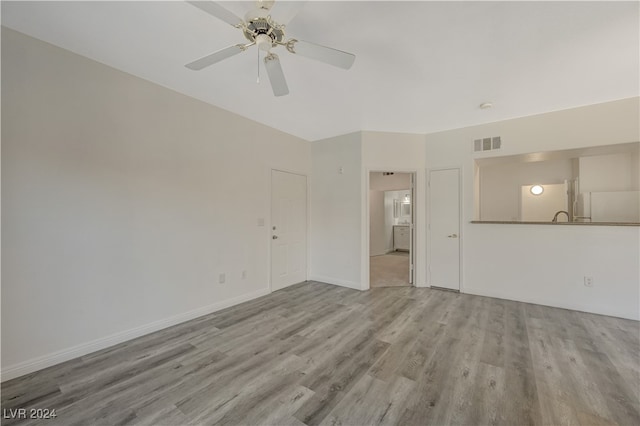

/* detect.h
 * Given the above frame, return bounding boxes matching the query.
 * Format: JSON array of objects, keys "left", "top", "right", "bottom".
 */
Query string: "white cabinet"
[{"left": 393, "top": 225, "right": 410, "bottom": 251}]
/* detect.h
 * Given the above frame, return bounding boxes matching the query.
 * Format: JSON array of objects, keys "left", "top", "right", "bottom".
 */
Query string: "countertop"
[{"left": 471, "top": 220, "right": 640, "bottom": 226}]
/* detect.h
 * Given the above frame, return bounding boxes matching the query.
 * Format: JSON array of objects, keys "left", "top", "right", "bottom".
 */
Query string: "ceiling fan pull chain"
[{"left": 257, "top": 48, "right": 260, "bottom": 84}]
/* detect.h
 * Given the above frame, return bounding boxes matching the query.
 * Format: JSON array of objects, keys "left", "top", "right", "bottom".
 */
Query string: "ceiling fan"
[{"left": 185, "top": 0, "right": 356, "bottom": 96}]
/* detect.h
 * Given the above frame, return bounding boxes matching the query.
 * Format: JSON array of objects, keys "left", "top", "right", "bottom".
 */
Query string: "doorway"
[
  {"left": 369, "top": 171, "right": 415, "bottom": 288},
  {"left": 270, "top": 169, "right": 307, "bottom": 291},
  {"left": 428, "top": 167, "right": 461, "bottom": 291}
]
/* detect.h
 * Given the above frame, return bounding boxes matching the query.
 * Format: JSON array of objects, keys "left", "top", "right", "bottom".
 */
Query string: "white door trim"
[
  {"left": 363, "top": 167, "right": 421, "bottom": 290},
  {"left": 427, "top": 166, "right": 463, "bottom": 292},
  {"left": 269, "top": 168, "right": 309, "bottom": 293}
]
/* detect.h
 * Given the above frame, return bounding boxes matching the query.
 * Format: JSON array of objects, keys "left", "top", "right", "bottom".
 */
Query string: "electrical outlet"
[
  {"left": 584, "top": 276, "right": 593, "bottom": 287},
  {"left": 219, "top": 273, "right": 226, "bottom": 284}
]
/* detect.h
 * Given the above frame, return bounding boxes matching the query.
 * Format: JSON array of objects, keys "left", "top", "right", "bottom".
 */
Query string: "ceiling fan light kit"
[{"left": 186, "top": 0, "right": 356, "bottom": 96}]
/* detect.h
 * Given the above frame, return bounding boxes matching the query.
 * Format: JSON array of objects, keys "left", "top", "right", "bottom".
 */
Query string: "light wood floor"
[{"left": 2, "top": 282, "right": 639, "bottom": 426}]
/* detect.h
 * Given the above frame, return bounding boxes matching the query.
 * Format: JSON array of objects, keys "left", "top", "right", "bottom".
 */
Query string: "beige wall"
[
  {"left": 369, "top": 190, "right": 386, "bottom": 256},
  {"left": 480, "top": 158, "right": 575, "bottom": 221},
  {"left": 369, "top": 172, "right": 410, "bottom": 191},
  {"left": 1, "top": 28, "right": 311, "bottom": 379},
  {"left": 309, "top": 132, "right": 362, "bottom": 289},
  {"left": 520, "top": 183, "right": 568, "bottom": 222}
]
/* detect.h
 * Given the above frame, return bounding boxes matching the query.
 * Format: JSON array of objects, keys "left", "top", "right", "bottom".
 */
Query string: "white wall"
[
  {"left": 426, "top": 97, "right": 640, "bottom": 320},
  {"left": 369, "top": 190, "right": 386, "bottom": 256},
  {"left": 467, "top": 224, "right": 639, "bottom": 319},
  {"left": 1, "top": 28, "right": 311, "bottom": 380},
  {"left": 362, "top": 132, "right": 426, "bottom": 288},
  {"left": 309, "top": 132, "right": 362, "bottom": 289}
]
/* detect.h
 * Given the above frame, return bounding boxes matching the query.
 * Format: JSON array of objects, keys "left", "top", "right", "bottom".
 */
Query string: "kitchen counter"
[{"left": 471, "top": 220, "right": 640, "bottom": 226}]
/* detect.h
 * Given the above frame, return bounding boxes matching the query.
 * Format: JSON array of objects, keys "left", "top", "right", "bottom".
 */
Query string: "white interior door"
[
  {"left": 429, "top": 168, "right": 461, "bottom": 290},
  {"left": 271, "top": 170, "right": 307, "bottom": 291}
]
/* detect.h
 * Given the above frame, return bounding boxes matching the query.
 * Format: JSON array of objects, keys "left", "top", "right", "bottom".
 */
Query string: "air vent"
[
  {"left": 474, "top": 136, "right": 502, "bottom": 152},
  {"left": 492, "top": 136, "right": 501, "bottom": 149}
]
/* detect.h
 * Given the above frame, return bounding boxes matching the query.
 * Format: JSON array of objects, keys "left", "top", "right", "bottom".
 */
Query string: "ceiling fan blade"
[
  {"left": 264, "top": 53, "right": 289, "bottom": 97},
  {"left": 187, "top": 1, "right": 244, "bottom": 28},
  {"left": 185, "top": 45, "right": 246, "bottom": 70},
  {"left": 286, "top": 39, "right": 355, "bottom": 70}
]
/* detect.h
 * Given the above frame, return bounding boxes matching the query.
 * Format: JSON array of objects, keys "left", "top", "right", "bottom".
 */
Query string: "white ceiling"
[{"left": 3, "top": 1, "right": 639, "bottom": 141}]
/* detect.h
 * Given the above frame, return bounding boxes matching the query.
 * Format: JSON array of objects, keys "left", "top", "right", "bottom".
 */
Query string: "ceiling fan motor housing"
[{"left": 243, "top": 16, "right": 285, "bottom": 51}]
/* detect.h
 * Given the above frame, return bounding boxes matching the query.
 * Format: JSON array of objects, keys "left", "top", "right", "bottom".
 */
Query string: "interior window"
[{"left": 474, "top": 142, "right": 640, "bottom": 223}]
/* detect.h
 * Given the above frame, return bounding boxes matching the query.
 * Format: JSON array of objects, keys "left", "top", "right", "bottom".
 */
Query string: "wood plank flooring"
[{"left": 2, "top": 282, "right": 639, "bottom": 425}]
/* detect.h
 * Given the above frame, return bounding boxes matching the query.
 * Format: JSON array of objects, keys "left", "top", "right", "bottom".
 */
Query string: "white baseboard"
[
  {"left": 309, "top": 275, "right": 362, "bottom": 291},
  {"left": 463, "top": 287, "right": 639, "bottom": 321},
  {"left": 1, "top": 288, "right": 271, "bottom": 382}
]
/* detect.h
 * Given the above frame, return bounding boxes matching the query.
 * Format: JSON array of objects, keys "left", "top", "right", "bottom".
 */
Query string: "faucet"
[{"left": 552, "top": 210, "right": 569, "bottom": 223}]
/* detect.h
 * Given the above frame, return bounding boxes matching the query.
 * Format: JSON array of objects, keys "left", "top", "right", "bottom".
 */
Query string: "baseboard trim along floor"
[
  {"left": 1, "top": 288, "right": 271, "bottom": 382},
  {"left": 430, "top": 286, "right": 460, "bottom": 293}
]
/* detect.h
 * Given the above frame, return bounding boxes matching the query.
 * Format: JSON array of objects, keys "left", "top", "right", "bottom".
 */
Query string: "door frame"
[
  {"left": 427, "top": 166, "right": 463, "bottom": 292},
  {"left": 363, "top": 168, "right": 420, "bottom": 290},
  {"left": 268, "top": 168, "right": 310, "bottom": 293}
]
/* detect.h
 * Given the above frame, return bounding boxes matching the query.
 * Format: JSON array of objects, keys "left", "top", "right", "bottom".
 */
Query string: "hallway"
[{"left": 370, "top": 251, "right": 410, "bottom": 288}]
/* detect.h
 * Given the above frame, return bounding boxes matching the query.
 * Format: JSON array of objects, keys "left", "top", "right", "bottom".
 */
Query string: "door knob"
[
  {"left": 272, "top": 235, "right": 278, "bottom": 239},
  {"left": 447, "top": 234, "right": 458, "bottom": 238}
]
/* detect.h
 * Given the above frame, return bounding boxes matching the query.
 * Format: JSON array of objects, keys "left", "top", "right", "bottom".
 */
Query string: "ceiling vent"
[{"left": 474, "top": 136, "right": 501, "bottom": 152}]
